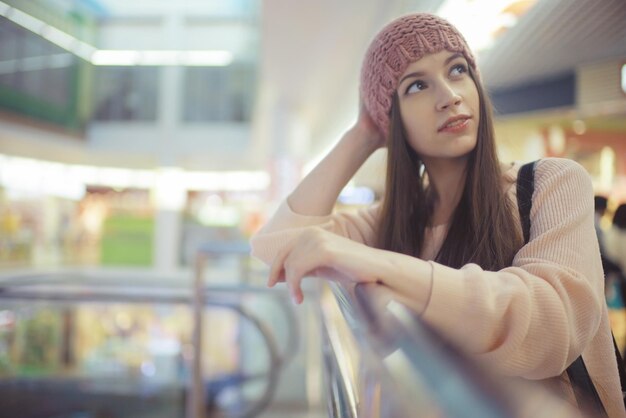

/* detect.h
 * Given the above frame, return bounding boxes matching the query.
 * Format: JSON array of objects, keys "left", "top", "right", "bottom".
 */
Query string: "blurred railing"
[
  {"left": 317, "top": 274, "right": 588, "bottom": 418},
  {"left": 0, "top": 270, "right": 298, "bottom": 418},
  {"left": 189, "top": 241, "right": 298, "bottom": 418}
]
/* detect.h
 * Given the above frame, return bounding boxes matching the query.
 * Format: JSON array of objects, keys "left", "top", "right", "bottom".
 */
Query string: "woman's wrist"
[
  {"left": 375, "top": 250, "right": 434, "bottom": 315},
  {"left": 345, "top": 123, "right": 384, "bottom": 154}
]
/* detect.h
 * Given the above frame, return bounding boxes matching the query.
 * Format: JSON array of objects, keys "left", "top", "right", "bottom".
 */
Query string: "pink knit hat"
[{"left": 360, "top": 13, "right": 478, "bottom": 135}]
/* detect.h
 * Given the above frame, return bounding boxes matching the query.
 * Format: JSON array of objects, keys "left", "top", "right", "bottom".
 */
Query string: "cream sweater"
[{"left": 250, "top": 157, "right": 625, "bottom": 417}]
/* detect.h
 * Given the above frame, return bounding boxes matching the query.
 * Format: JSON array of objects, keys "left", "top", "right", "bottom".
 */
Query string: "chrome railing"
[{"left": 318, "top": 276, "right": 587, "bottom": 418}]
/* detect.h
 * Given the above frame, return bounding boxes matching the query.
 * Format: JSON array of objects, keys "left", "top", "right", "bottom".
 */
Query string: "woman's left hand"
[{"left": 268, "top": 227, "right": 381, "bottom": 304}]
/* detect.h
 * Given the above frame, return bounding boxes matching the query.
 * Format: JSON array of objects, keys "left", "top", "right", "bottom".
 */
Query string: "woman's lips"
[{"left": 438, "top": 117, "right": 471, "bottom": 133}]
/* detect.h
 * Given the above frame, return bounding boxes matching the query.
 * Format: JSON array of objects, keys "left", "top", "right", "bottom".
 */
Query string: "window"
[
  {"left": 92, "top": 66, "right": 159, "bottom": 121},
  {"left": 182, "top": 64, "right": 255, "bottom": 123},
  {"left": 0, "top": 17, "right": 77, "bottom": 116}
]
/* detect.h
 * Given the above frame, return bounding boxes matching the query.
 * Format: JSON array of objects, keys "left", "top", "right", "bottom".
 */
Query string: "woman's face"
[{"left": 396, "top": 51, "right": 480, "bottom": 163}]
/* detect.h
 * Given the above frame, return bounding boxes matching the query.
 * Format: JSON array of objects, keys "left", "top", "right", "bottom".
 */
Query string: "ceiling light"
[
  {"left": 437, "top": 0, "right": 538, "bottom": 52},
  {"left": 181, "top": 51, "right": 233, "bottom": 66},
  {"left": 91, "top": 50, "right": 233, "bottom": 66},
  {"left": 91, "top": 50, "right": 141, "bottom": 66}
]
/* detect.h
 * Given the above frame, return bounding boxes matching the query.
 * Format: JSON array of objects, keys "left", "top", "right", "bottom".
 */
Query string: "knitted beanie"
[{"left": 360, "top": 13, "right": 478, "bottom": 135}]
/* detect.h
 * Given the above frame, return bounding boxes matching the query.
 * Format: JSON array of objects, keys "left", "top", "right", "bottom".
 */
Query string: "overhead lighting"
[
  {"left": 436, "top": 0, "right": 538, "bottom": 52},
  {"left": 154, "top": 167, "right": 186, "bottom": 210},
  {"left": 97, "top": 167, "right": 134, "bottom": 189},
  {"left": 91, "top": 50, "right": 233, "bottom": 66},
  {"left": 0, "top": 155, "right": 84, "bottom": 200},
  {"left": 572, "top": 119, "right": 586, "bottom": 135},
  {"left": 132, "top": 170, "right": 157, "bottom": 189},
  {"left": 0, "top": 1, "right": 233, "bottom": 67},
  {"left": 0, "top": 154, "right": 270, "bottom": 203},
  {"left": 181, "top": 51, "right": 233, "bottom": 67},
  {"left": 599, "top": 146, "right": 615, "bottom": 192},
  {"left": 91, "top": 50, "right": 141, "bottom": 66},
  {"left": 184, "top": 171, "right": 270, "bottom": 191}
]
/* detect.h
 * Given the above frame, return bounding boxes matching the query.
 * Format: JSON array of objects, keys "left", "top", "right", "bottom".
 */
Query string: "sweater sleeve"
[
  {"left": 421, "top": 158, "right": 604, "bottom": 379},
  {"left": 250, "top": 200, "right": 381, "bottom": 265}
]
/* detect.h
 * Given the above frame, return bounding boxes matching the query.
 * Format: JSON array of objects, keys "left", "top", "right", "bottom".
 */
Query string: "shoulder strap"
[
  {"left": 613, "top": 323, "right": 626, "bottom": 408},
  {"left": 515, "top": 160, "right": 614, "bottom": 416},
  {"left": 516, "top": 161, "right": 536, "bottom": 244},
  {"left": 567, "top": 357, "right": 608, "bottom": 416}
]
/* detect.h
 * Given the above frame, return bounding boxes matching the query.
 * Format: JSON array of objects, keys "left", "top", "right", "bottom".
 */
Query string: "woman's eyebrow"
[
  {"left": 444, "top": 52, "right": 464, "bottom": 66},
  {"left": 398, "top": 53, "right": 466, "bottom": 86},
  {"left": 399, "top": 70, "right": 425, "bottom": 86}
]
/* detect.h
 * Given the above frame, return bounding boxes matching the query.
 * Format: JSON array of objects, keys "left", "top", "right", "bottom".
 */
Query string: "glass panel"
[
  {"left": 182, "top": 64, "right": 254, "bottom": 123},
  {"left": 0, "top": 17, "right": 80, "bottom": 125},
  {"left": 39, "top": 56, "right": 75, "bottom": 107},
  {"left": 0, "top": 18, "right": 20, "bottom": 88},
  {"left": 92, "top": 66, "right": 159, "bottom": 121}
]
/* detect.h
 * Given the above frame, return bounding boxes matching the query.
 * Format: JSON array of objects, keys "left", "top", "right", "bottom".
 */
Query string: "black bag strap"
[
  {"left": 516, "top": 161, "right": 535, "bottom": 244},
  {"left": 515, "top": 160, "right": 620, "bottom": 416},
  {"left": 568, "top": 355, "right": 608, "bottom": 416},
  {"left": 613, "top": 336, "right": 626, "bottom": 405}
]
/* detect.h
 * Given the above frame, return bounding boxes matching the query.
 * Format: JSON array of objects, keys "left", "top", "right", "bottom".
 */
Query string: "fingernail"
[{"left": 291, "top": 294, "right": 299, "bottom": 305}]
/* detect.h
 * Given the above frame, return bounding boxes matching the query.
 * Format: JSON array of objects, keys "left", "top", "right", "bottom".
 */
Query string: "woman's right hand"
[{"left": 353, "top": 98, "right": 386, "bottom": 149}]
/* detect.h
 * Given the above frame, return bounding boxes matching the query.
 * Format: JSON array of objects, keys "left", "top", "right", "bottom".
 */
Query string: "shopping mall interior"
[{"left": 0, "top": 0, "right": 625, "bottom": 417}]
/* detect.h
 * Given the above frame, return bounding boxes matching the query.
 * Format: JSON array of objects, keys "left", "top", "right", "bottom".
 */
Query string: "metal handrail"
[
  {"left": 0, "top": 274, "right": 287, "bottom": 303},
  {"left": 189, "top": 241, "right": 297, "bottom": 418},
  {"left": 319, "top": 277, "right": 585, "bottom": 418},
  {"left": 350, "top": 283, "right": 511, "bottom": 418}
]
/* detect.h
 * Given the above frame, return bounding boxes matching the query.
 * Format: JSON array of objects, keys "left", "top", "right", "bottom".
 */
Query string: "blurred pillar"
[
  {"left": 153, "top": 209, "right": 183, "bottom": 271},
  {"left": 153, "top": 13, "right": 185, "bottom": 272},
  {"left": 153, "top": 168, "right": 185, "bottom": 272},
  {"left": 268, "top": 102, "right": 310, "bottom": 202}
]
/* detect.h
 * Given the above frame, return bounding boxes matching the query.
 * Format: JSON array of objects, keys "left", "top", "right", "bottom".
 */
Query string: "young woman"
[{"left": 250, "top": 13, "right": 624, "bottom": 417}]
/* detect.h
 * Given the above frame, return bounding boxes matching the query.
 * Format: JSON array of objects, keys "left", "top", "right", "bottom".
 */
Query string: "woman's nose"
[{"left": 436, "top": 84, "right": 462, "bottom": 111}]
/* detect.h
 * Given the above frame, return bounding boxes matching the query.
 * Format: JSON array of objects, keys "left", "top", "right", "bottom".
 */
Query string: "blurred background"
[{"left": 0, "top": 0, "right": 625, "bottom": 417}]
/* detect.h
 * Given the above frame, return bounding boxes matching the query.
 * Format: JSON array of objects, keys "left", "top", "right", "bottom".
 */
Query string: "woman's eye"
[
  {"left": 450, "top": 63, "right": 467, "bottom": 77},
  {"left": 406, "top": 80, "right": 426, "bottom": 94}
]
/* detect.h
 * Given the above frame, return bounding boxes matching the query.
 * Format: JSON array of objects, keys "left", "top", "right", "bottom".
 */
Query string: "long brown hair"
[{"left": 376, "top": 65, "right": 522, "bottom": 270}]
